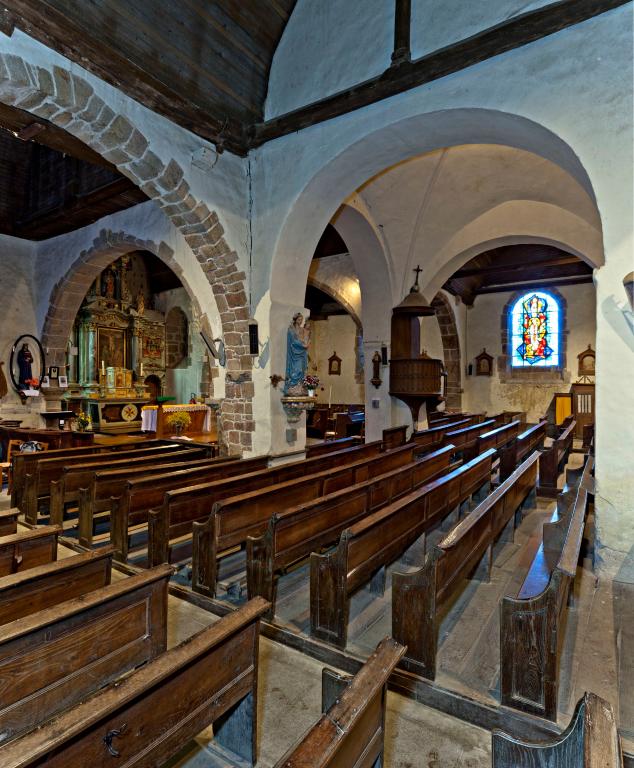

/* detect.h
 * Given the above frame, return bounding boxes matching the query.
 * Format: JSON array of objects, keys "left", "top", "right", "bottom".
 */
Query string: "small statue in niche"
[
  {"left": 102, "top": 269, "right": 116, "bottom": 299},
  {"left": 284, "top": 312, "right": 311, "bottom": 395},
  {"left": 475, "top": 348, "right": 493, "bottom": 376},
  {"left": 17, "top": 343, "right": 33, "bottom": 389}
]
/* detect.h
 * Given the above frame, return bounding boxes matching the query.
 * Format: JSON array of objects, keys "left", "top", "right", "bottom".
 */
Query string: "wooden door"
[{"left": 571, "top": 383, "right": 594, "bottom": 439}]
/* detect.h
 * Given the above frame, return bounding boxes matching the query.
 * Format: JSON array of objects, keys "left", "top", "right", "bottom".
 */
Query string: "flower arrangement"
[
  {"left": 24, "top": 377, "right": 39, "bottom": 389},
  {"left": 303, "top": 374, "right": 320, "bottom": 390},
  {"left": 165, "top": 411, "right": 192, "bottom": 432},
  {"left": 76, "top": 410, "right": 92, "bottom": 431}
]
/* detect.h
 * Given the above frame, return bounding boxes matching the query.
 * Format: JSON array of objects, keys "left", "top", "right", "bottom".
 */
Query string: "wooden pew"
[
  {"left": 76, "top": 454, "right": 250, "bottom": 548},
  {"left": 112, "top": 440, "right": 383, "bottom": 563},
  {"left": 306, "top": 436, "right": 360, "bottom": 457},
  {"left": 382, "top": 424, "right": 408, "bottom": 450},
  {"left": 333, "top": 410, "right": 364, "bottom": 439},
  {"left": 392, "top": 451, "right": 539, "bottom": 679},
  {"left": 0, "top": 548, "right": 113, "bottom": 625},
  {"left": 539, "top": 418, "right": 576, "bottom": 496},
  {"left": 443, "top": 418, "right": 496, "bottom": 456},
  {"left": 0, "top": 525, "right": 61, "bottom": 576},
  {"left": 0, "top": 565, "right": 170, "bottom": 745},
  {"left": 107, "top": 456, "right": 276, "bottom": 562},
  {"left": 310, "top": 449, "right": 496, "bottom": 649},
  {"left": 499, "top": 419, "right": 547, "bottom": 480},
  {"left": 464, "top": 419, "right": 521, "bottom": 461},
  {"left": 0, "top": 597, "right": 269, "bottom": 767},
  {"left": 0, "top": 509, "right": 18, "bottom": 536},
  {"left": 428, "top": 411, "right": 471, "bottom": 425},
  {"left": 48, "top": 446, "right": 211, "bottom": 527},
  {"left": 21, "top": 442, "right": 198, "bottom": 523},
  {"left": 11, "top": 438, "right": 174, "bottom": 510},
  {"left": 274, "top": 637, "right": 405, "bottom": 768},
  {"left": 191, "top": 443, "right": 433, "bottom": 597},
  {"left": 500, "top": 456, "right": 591, "bottom": 720},
  {"left": 493, "top": 691, "right": 622, "bottom": 767},
  {"left": 410, "top": 417, "right": 474, "bottom": 455}
]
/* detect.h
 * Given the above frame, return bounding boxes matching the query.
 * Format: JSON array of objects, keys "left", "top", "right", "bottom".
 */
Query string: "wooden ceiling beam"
[
  {"left": 250, "top": 0, "right": 629, "bottom": 147},
  {"left": 474, "top": 274, "right": 594, "bottom": 294},
  {"left": 3, "top": 0, "right": 249, "bottom": 155},
  {"left": 453, "top": 254, "right": 585, "bottom": 279}
]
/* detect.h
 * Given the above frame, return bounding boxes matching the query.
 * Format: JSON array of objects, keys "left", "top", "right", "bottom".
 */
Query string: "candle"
[
  {"left": 140, "top": 362, "right": 144, "bottom": 376},
  {"left": 101, "top": 360, "right": 105, "bottom": 374},
  {"left": 328, "top": 386, "right": 332, "bottom": 408}
]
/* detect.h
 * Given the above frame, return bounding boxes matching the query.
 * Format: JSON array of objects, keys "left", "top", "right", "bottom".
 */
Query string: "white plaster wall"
[
  {"left": 462, "top": 283, "right": 597, "bottom": 422},
  {"left": 309, "top": 315, "right": 363, "bottom": 405},
  {"left": 0, "top": 234, "right": 40, "bottom": 425},
  {"left": 268, "top": 0, "right": 559, "bottom": 118},
  {"left": 252, "top": 6, "right": 633, "bottom": 573}
]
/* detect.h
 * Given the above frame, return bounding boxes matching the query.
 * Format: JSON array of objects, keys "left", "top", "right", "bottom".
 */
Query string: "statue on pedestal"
[
  {"left": 17, "top": 343, "right": 33, "bottom": 389},
  {"left": 284, "top": 313, "right": 311, "bottom": 395}
]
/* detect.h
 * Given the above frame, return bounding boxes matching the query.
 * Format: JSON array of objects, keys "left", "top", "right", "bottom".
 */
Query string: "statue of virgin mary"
[{"left": 284, "top": 313, "right": 310, "bottom": 394}]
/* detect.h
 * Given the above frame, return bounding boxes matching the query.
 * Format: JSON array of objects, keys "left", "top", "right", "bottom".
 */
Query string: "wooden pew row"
[
  {"left": 492, "top": 691, "right": 622, "bottom": 768},
  {"left": 274, "top": 637, "right": 405, "bottom": 768},
  {"left": 0, "top": 508, "right": 18, "bottom": 536},
  {"left": 392, "top": 451, "right": 539, "bottom": 679},
  {"left": 0, "top": 525, "right": 61, "bottom": 576},
  {"left": 309, "top": 449, "right": 496, "bottom": 649},
  {"left": 112, "top": 440, "right": 384, "bottom": 563},
  {"left": 0, "top": 597, "right": 269, "bottom": 767},
  {"left": 196, "top": 444, "right": 452, "bottom": 601},
  {"left": 0, "top": 565, "right": 171, "bottom": 745},
  {"left": 410, "top": 417, "right": 475, "bottom": 455},
  {"left": 499, "top": 419, "right": 547, "bottom": 481},
  {"left": 306, "top": 436, "right": 361, "bottom": 457},
  {"left": 443, "top": 418, "right": 496, "bottom": 456},
  {"left": 500, "top": 454, "right": 591, "bottom": 720},
  {"left": 382, "top": 424, "right": 409, "bottom": 450},
  {"left": 163, "top": 442, "right": 418, "bottom": 579},
  {"left": 464, "top": 419, "right": 521, "bottom": 461},
  {"left": 538, "top": 417, "right": 576, "bottom": 496},
  {"left": 22, "top": 441, "right": 201, "bottom": 523},
  {"left": 11, "top": 438, "right": 176, "bottom": 510},
  {"left": 428, "top": 411, "right": 472, "bottom": 425},
  {"left": 47, "top": 446, "right": 212, "bottom": 527},
  {"left": 77, "top": 454, "right": 262, "bottom": 549},
  {"left": 0, "top": 548, "right": 114, "bottom": 625}
]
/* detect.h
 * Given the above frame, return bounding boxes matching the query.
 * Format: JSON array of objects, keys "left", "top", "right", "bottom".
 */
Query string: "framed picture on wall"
[
  {"left": 97, "top": 327, "right": 126, "bottom": 369},
  {"left": 58, "top": 375, "right": 68, "bottom": 388},
  {"left": 475, "top": 348, "right": 494, "bottom": 376},
  {"left": 328, "top": 351, "right": 342, "bottom": 376}
]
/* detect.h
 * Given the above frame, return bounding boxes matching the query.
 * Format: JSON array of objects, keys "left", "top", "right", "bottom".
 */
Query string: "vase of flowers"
[
  {"left": 76, "top": 410, "right": 92, "bottom": 432},
  {"left": 303, "top": 374, "right": 320, "bottom": 398},
  {"left": 165, "top": 410, "right": 192, "bottom": 437}
]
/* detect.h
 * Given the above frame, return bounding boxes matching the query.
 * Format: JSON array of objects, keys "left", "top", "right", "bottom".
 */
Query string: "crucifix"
[{"left": 413, "top": 264, "right": 422, "bottom": 289}]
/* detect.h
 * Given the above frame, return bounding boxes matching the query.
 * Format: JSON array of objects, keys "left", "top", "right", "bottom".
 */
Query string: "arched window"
[{"left": 510, "top": 290, "right": 560, "bottom": 368}]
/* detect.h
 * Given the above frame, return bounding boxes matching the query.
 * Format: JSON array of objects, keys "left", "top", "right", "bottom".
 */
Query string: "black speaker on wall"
[
  {"left": 381, "top": 346, "right": 388, "bottom": 365},
  {"left": 248, "top": 321, "right": 259, "bottom": 355}
]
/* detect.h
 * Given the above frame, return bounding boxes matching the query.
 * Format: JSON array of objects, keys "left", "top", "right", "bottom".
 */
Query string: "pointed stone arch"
[
  {"left": 431, "top": 293, "right": 462, "bottom": 410},
  {"left": 0, "top": 53, "right": 252, "bottom": 452}
]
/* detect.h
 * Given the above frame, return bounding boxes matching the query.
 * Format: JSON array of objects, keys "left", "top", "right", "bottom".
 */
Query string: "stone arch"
[
  {"left": 270, "top": 108, "right": 602, "bottom": 311},
  {"left": 306, "top": 275, "right": 361, "bottom": 328},
  {"left": 0, "top": 53, "right": 252, "bottom": 453},
  {"left": 431, "top": 293, "right": 462, "bottom": 410}
]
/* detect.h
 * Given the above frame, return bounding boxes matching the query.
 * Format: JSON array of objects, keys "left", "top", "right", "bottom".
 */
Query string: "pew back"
[
  {"left": 0, "top": 525, "right": 61, "bottom": 576},
  {"left": 0, "top": 565, "right": 170, "bottom": 744},
  {"left": 499, "top": 420, "right": 546, "bottom": 480}
]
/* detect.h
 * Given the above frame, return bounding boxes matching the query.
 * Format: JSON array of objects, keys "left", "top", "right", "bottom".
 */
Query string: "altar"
[{"left": 141, "top": 403, "right": 216, "bottom": 440}]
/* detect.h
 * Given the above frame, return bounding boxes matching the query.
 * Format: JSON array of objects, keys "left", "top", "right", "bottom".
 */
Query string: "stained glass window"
[{"left": 510, "top": 291, "right": 560, "bottom": 368}]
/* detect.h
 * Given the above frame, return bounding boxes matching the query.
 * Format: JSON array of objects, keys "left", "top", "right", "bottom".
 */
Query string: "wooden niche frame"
[
  {"left": 328, "top": 351, "right": 342, "bottom": 376},
  {"left": 577, "top": 344, "right": 595, "bottom": 378},
  {"left": 475, "top": 348, "right": 494, "bottom": 376}
]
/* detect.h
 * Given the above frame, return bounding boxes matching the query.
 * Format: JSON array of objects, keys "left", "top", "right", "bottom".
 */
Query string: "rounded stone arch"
[
  {"left": 270, "top": 108, "right": 602, "bottom": 310},
  {"left": 41, "top": 231, "right": 220, "bottom": 368},
  {"left": 431, "top": 292, "right": 462, "bottom": 411},
  {"left": 306, "top": 275, "right": 361, "bottom": 328},
  {"left": 0, "top": 52, "right": 252, "bottom": 453}
]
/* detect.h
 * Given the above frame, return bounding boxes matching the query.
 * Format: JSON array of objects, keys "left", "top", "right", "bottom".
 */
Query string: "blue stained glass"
[{"left": 510, "top": 291, "right": 560, "bottom": 368}]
